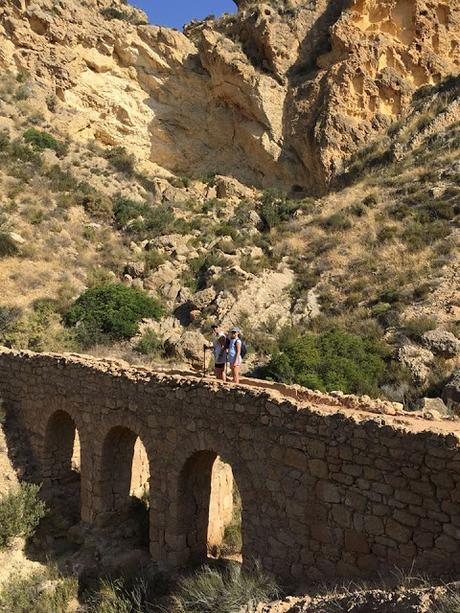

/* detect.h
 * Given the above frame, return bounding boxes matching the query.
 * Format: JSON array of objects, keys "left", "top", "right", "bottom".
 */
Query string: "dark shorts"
[{"left": 215, "top": 363, "right": 225, "bottom": 370}]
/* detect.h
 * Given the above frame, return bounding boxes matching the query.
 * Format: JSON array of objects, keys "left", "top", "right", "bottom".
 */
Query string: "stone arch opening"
[
  {"left": 177, "top": 451, "right": 242, "bottom": 565},
  {"left": 100, "top": 426, "right": 151, "bottom": 547},
  {"left": 43, "top": 410, "right": 81, "bottom": 522}
]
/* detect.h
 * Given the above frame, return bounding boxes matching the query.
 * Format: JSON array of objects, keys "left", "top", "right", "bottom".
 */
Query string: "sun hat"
[{"left": 230, "top": 327, "right": 241, "bottom": 333}]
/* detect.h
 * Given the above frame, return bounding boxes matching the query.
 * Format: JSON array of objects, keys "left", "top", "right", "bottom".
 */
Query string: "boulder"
[
  {"left": 398, "top": 343, "right": 434, "bottom": 384},
  {"left": 164, "top": 329, "right": 208, "bottom": 366},
  {"left": 123, "top": 261, "right": 144, "bottom": 279},
  {"left": 189, "top": 287, "right": 217, "bottom": 310},
  {"left": 444, "top": 370, "right": 460, "bottom": 415},
  {"left": 214, "top": 175, "right": 256, "bottom": 200},
  {"left": 418, "top": 397, "right": 448, "bottom": 415},
  {"left": 422, "top": 329, "right": 460, "bottom": 358},
  {"left": 7, "top": 231, "right": 25, "bottom": 245}
]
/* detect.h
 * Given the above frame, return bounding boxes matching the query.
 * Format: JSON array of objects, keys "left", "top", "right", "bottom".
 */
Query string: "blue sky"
[{"left": 131, "top": 1, "right": 235, "bottom": 29}]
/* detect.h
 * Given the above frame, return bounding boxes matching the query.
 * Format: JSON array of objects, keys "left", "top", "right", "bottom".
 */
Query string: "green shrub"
[
  {"left": 23, "top": 128, "right": 64, "bottom": 154},
  {"left": 0, "top": 569, "right": 77, "bottom": 613},
  {"left": 402, "top": 317, "right": 437, "bottom": 341},
  {"left": 403, "top": 220, "right": 450, "bottom": 252},
  {"left": 14, "top": 84, "right": 30, "bottom": 101},
  {"left": 135, "top": 329, "right": 164, "bottom": 357},
  {"left": 16, "top": 69, "right": 29, "bottom": 84},
  {"left": 170, "top": 562, "right": 279, "bottom": 613},
  {"left": 0, "top": 131, "right": 10, "bottom": 152},
  {"left": 100, "top": 6, "right": 147, "bottom": 24},
  {"left": 65, "top": 283, "right": 163, "bottom": 343},
  {"left": 240, "top": 254, "right": 270, "bottom": 274},
  {"left": 104, "top": 147, "right": 136, "bottom": 176},
  {"left": 0, "top": 483, "right": 47, "bottom": 549},
  {"left": 215, "top": 222, "right": 238, "bottom": 240},
  {"left": 9, "top": 141, "right": 41, "bottom": 165},
  {"left": 349, "top": 202, "right": 366, "bottom": 217},
  {"left": 113, "top": 196, "right": 175, "bottom": 237},
  {"left": 363, "top": 194, "right": 378, "bottom": 207},
  {"left": 0, "top": 232, "right": 19, "bottom": 257},
  {"left": 259, "top": 189, "right": 300, "bottom": 232},
  {"left": 46, "top": 165, "right": 78, "bottom": 192},
  {"left": 261, "top": 328, "right": 388, "bottom": 396},
  {"left": 3, "top": 302, "right": 78, "bottom": 353},
  {"left": 377, "top": 225, "right": 398, "bottom": 242},
  {"left": 144, "top": 248, "right": 165, "bottom": 273},
  {"left": 79, "top": 192, "right": 113, "bottom": 221},
  {"left": 321, "top": 212, "right": 352, "bottom": 232},
  {"left": 0, "top": 305, "right": 21, "bottom": 334},
  {"left": 171, "top": 176, "right": 191, "bottom": 188}
]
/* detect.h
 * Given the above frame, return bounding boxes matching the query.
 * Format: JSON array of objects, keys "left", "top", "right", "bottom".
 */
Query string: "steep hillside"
[
  {"left": 0, "top": 0, "right": 458, "bottom": 408},
  {"left": 0, "top": 0, "right": 458, "bottom": 192}
]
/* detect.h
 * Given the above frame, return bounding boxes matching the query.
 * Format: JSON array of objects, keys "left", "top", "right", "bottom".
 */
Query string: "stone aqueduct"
[{"left": 1, "top": 347, "right": 460, "bottom": 582}]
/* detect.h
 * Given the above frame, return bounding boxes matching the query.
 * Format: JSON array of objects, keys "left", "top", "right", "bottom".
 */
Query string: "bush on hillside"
[
  {"left": 79, "top": 192, "right": 113, "bottom": 221},
  {"left": 23, "top": 128, "right": 65, "bottom": 155},
  {"left": 402, "top": 317, "right": 437, "bottom": 341},
  {"left": 113, "top": 196, "right": 175, "bottom": 237},
  {"left": 65, "top": 283, "right": 163, "bottom": 343},
  {"left": 2, "top": 301, "right": 78, "bottom": 353},
  {"left": 259, "top": 189, "right": 301, "bottom": 232},
  {"left": 0, "top": 232, "right": 20, "bottom": 257},
  {"left": 100, "top": 6, "right": 147, "bottom": 25},
  {"left": 261, "top": 328, "right": 388, "bottom": 396},
  {"left": 9, "top": 140, "right": 42, "bottom": 165},
  {"left": 104, "top": 146, "right": 136, "bottom": 176},
  {"left": 321, "top": 212, "right": 352, "bottom": 232},
  {"left": 0, "top": 306, "right": 22, "bottom": 336},
  {"left": 0, "top": 483, "right": 47, "bottom": 550},
  {"left": 135, "top": 329, "right": 164, "bottom": 357}
]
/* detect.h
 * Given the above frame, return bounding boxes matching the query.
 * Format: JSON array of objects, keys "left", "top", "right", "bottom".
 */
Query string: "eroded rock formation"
[{"left": 0, "top": 0, "right": 458, "bottom": 193}]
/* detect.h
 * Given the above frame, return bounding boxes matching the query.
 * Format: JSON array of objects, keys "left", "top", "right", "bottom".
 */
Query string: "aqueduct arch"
[
  {"left": 2, "top": 348, "right": 460, "bottom": 583},
  {"left": 99, "top": 425, "right": 149, "bottom": 513},
  {"left": 174, "top": 450, "right": 240, "bottom": 565},
  {"left": 43, "top": 409, "right": 79, "bottom": 482},
  {"left": 42, "top": 409, "right": 82, "bottom": 520}
]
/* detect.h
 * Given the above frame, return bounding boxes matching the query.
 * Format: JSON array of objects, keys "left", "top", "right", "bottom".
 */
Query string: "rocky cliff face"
[{"left": 1, "top": 0, "right": 458, "bottom": 193}]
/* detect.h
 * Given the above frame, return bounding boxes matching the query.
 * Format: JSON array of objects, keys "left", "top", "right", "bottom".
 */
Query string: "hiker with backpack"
[{"left": 227, "top": 327, "right": 247, "bottom": 384}]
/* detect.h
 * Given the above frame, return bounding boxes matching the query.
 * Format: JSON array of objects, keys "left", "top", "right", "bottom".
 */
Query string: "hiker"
[
  {"left": 228, "top": 327, "right": 243, "bottom": 384},
  {"left": 206, "top": 323, "right": 227, "bottom": 381}
]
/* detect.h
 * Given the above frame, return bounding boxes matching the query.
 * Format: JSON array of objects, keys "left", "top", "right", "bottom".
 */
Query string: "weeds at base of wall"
[
  {"left": 81, "top": 561, "right": 279, "bottom": 613},
  {"left": 168, "top": 561, "right": 280, "bottom": 613}
]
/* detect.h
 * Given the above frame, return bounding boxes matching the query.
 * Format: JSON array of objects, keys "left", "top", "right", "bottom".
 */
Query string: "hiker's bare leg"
[
  {"left": 215, "top": 366, "right": 226, "bottom": 382},
  {"left": 231, "top": 365, "right": 240, "bottom": 384}
]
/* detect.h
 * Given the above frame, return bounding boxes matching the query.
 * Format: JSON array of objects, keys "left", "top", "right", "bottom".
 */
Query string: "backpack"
[{"left": 225, "top": 336, "right": 248, "bottom": 359}]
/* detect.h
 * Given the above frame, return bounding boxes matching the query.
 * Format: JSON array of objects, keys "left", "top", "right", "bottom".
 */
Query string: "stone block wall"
[{"left": 1, "top": 347, "right": 460, "bottom": 582}]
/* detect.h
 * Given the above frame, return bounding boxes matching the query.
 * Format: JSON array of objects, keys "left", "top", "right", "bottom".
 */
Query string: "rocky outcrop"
[
  {"left": 0, "top": 0, "right": 458, "bottom": 192},
  {"left": 444, "top": 370, "right": 460, "bottom": 414},
  {"left": 422, "top": 329, "right": 460, "bottom": 358}
]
